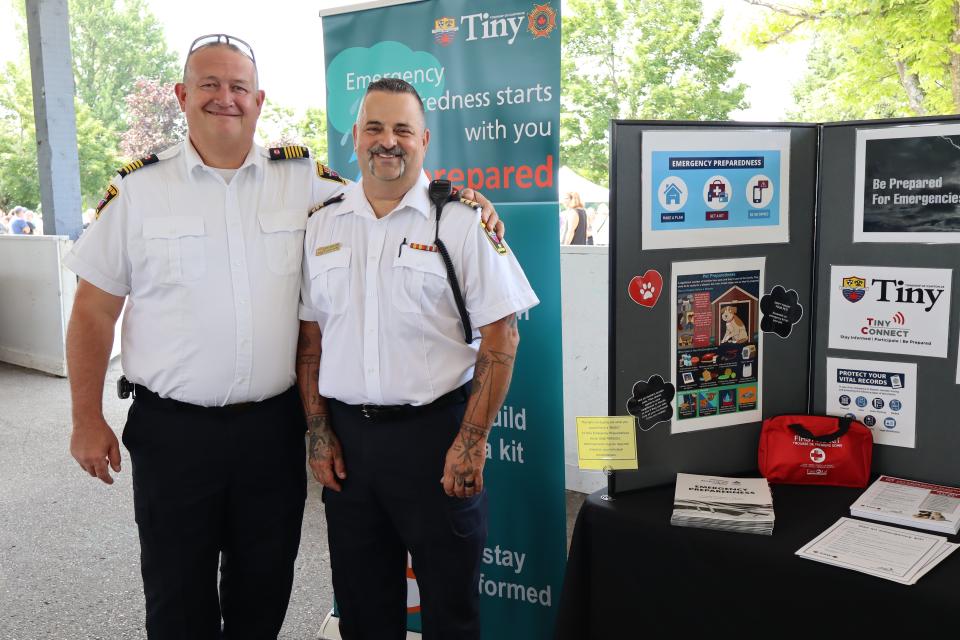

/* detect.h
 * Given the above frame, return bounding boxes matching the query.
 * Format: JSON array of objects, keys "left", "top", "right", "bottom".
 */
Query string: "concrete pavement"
[{"left": 0, "top": 359, "right": 333, "bottom": 640}]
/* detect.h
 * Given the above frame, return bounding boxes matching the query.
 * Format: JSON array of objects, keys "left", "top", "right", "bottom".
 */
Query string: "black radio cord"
[{"left": 428, "top": 180, "right": 475, "bottom": 343}]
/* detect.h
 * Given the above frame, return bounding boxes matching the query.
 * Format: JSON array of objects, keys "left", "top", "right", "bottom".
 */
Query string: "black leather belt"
[
  {"left": 350, "top": 383, "right": 471, "bottom": 422},
  {"left": 118, "top": 376, "right": 270, "bottom": 413}
]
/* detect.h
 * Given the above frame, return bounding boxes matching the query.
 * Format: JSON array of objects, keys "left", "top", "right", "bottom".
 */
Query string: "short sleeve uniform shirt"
[
  {"left": 65, "top": 141, "right": 347, "bottom": 406},
  {"left": 300, "top": 173, "right": 539, "bottom": 406}
]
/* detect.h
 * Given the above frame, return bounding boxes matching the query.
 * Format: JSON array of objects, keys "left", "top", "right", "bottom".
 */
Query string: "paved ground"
[{"left": 0, "top": 360, "right": 584, "bottom": 639}]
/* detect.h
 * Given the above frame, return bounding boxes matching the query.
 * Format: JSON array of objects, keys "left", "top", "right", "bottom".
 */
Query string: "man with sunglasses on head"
[{"left": 64, "top": 35, "right": 502, "bottom": 640}]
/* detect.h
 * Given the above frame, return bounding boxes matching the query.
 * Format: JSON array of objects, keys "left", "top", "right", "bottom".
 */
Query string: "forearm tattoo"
[{"left": 307, "top": 414, "right": 336, "bottom": 461}]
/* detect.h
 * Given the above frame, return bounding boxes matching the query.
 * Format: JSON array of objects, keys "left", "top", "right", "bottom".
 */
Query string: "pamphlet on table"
[
  {"left": 851, "top": 475, "right": 960, "bottom": 535},
  {"left": 671, "top": 473, "right": 774, "bottom": 535},
  {"left": 796, "top": 517, "right": 958, "bottom": 585}
]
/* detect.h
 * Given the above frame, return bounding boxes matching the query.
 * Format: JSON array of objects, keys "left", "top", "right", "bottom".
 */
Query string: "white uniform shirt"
[
  {"left": 65, "top": 141, "right": 347, "bottom": 406},
  {"left": 300, "top": 173, "right": 539, "bottom": 406}
]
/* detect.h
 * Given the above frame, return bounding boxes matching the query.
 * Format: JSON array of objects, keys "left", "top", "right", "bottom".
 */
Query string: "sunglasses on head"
[{"left": 188, "top": 34, "right": 256, "bottom": 64}]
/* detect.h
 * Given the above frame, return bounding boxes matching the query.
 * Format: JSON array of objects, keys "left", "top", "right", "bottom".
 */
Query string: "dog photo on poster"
[{"left": 671, "top": 258, "right": 765, "bottom": 434}]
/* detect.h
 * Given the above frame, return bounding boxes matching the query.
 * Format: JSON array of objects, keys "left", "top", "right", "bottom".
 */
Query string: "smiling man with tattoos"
[{"left": 297, "top": 78, "right": 538, "bottom": 640}]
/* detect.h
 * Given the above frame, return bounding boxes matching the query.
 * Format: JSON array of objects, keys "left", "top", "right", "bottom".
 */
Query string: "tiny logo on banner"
[
  {"left": 810, "top": 448, "right": 826, "bottom": 464},
  {"left": 527, "top": 3, "right": 557, "bottom": 38},
  {"left": 841, "top": 276, "right": 867, "bottom": 303},
  {"left": 431, "top": 16, "right": 459, "bottom": 46}
]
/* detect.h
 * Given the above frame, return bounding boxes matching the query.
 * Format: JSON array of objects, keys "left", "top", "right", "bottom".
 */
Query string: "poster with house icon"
[
  {"left": 642, "top": 129, "right": 791, "bottom": 249},
  {"left": 671, "top": 258, "right": 765, "bottom": 433}
]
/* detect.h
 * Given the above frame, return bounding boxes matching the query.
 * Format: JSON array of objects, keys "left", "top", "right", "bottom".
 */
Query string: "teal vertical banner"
[{"left": 322, "top": 1, "right": 564, "bottom": 638}]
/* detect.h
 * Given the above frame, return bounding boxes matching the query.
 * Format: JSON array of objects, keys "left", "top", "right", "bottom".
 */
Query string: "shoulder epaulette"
[
  {"left": 308, "top": 193, "right": 346, "bottom": 218},
  {"left": 445, "top": 191, "right": 505, "bottom": 255},
  {"left": 117, "top": 154, "right": 159, "bottom": 178},
  {"left": 269, "top": 145, "right": 310, "bottom": 160},
  {"left": 316, "top": 162, "right": 346, "bottom": 185},
  {"left": 448, "top": 190, "right": 480, "bottom": 209}
]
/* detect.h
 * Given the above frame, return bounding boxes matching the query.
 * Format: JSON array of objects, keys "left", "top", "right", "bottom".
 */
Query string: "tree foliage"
[
  {"left": 745, "top": 0, "right": 960, "bottom": 120},
  {"left": 562, "top": 0, "right": 747, "bottom": 184},
  {"left": 120, "top": 77, "right": 186, "bottom": 158},
  {"left": 0, "top": 0, "right": 176, "bottom": 210},
  {"left": 257, "top": 103, "right": 329, "bottom": 159},
  {"left": 69, "top": 0, "right": 180, "bottom": 135},
  {"left": 0, "top": 61, "right": 40, "bottom": 210}
]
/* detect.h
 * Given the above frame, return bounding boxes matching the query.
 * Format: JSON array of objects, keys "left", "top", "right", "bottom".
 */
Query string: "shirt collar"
[
  {"left": 338, "top": 172, "right": 432, "bottom": 219},
  {"left": 182, "top": 139, "right": 263, "bottom": 181}
]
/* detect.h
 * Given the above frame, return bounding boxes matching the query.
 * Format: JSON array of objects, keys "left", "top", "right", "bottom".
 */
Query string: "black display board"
[
  {"left": 609, "top": 121, "right": 819, "bottom": 492},
  {"left": 810, "top": 116, "right": 960, "bottom": 487}
]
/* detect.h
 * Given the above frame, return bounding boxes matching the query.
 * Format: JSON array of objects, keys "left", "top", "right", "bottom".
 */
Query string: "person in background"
[
  {"left": 27, "top": 210, "right": 43, "bottom": 235},
  {"left": 585, "top": 206, "right": 596, "bottom": 245},
  {"left": 560, "top": 191, "right": 587, "bottom": 245},
  {"left": 0, "top": 210, "right": 9, "bottom": 234},
  {"left": 10, "top": 207, "right": 35, "bottom": 235},
  {"left": 591, "top": 202, "right": 610, "bottom": 246}
]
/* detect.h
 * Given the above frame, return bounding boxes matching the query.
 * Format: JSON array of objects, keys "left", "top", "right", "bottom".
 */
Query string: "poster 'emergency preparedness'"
[
  {"left": 641, "top": 130, "right": 790, "bottom": 249},
  {"left": 671, "top": 258, "right": 765, "bottom": 433}
]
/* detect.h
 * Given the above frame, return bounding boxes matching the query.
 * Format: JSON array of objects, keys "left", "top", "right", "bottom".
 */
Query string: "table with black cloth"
[{"left": 555, "top": 481, "right": 960, "bottom": 637}]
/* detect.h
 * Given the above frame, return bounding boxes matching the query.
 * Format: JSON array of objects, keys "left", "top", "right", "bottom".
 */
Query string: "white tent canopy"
[{"left": 559, "top": 166, "right": 608, "bottom": 205}]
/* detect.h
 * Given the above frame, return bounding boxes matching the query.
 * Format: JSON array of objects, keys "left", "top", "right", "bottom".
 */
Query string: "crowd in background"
[
  {"left": 0, "top": 208, "right": 98, "bottom": 236},
  {"left": 0, "top": 206, "right": 43, "bottom": 235},
  {"left": 560, "top": 191, "right": 609, "bottom": 246}
]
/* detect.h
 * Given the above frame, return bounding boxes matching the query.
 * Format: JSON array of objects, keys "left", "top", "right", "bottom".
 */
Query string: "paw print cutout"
[{"left": 628, "top": 270, "right": 663, "bottom": 308}]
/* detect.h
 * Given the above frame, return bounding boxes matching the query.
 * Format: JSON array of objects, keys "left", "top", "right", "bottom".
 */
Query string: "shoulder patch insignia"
[
  {"left": 269, "top": 145, "right": 310, "bottom": 160},
  {"left": 117, "top": 154, "right": 159, "bottom": 178},
  {"left": 95, "top": 184, "right": 119, "bottom": 219},
  {"left": 308, "top": 193, "right": 346, "bottom": 218},
  {"left": 316, "top": 162, "right": 346, "bottom": 184},
  {"left": 480, "top": 220, "right": 508, "bottom": 255}
]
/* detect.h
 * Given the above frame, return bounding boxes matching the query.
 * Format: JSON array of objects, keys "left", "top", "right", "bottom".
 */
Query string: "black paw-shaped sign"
[
  {"left": 760, "top": 286, "right": 803, "bottom": 339},
  {"left": 626, "top": 375, "right": 676, "bottom": 432}
]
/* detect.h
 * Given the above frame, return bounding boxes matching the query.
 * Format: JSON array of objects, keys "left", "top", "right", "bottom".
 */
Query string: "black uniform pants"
[
  {"left": 325, "top": 399, "right": 488, "bottom": 640},
  {"left": 121, "top": 386, "right": 307, "bottom": 640}
]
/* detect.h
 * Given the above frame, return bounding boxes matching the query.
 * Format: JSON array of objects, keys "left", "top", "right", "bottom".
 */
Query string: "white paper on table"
[
  {"left": 796, "top": 518, "right": 951, "bottom": 585},
  {"left": 851, "top": 475, "right": 960, "bottom": 534}
]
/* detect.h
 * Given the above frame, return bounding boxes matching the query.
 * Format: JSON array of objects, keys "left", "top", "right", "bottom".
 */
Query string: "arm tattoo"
[{"left": 307, "top": 414, "right": 336, "bottom": 461}]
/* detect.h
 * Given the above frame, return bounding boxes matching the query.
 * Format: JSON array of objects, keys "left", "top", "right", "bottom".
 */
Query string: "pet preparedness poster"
[
  {"left": 671, "top": 258, "right": 765, "bottom": 433},
  {"left": 641, "top": 129, "right": 791, "bottom": 249}
]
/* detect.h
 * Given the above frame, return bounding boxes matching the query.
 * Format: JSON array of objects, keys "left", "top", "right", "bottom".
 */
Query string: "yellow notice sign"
[{"left": 576, "top": 416, "right": 638, "bottom": 470}]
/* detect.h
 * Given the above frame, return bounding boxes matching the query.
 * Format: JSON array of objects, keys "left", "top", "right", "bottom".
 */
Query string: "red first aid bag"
[{"left": 758, "top": 415, "right": 873, "bottom": 488}]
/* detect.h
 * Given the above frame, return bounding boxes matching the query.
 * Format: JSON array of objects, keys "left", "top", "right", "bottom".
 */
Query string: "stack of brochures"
[
  {"left": 850, "top": 475, "right": 960, "bottom": 535},
  {"left": 797, "top": 518, "right": 958, "bottom": 585},
  {"left": 671, "top": 473, "right": 774, "bottom": 535}
]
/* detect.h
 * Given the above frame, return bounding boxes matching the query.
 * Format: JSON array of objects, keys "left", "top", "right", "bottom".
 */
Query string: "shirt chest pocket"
[
  {"left": 392, "top": 249, "right": 449, "bottom": 315},
  {"left": 142, "top": 216, "right": 206, "bottom": 283},
  {"left": 307, "top": 248, "right": 351, "bottom": 315},
  {"left": 258, "top": 210, "right": 307, "bottom": 275}
]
